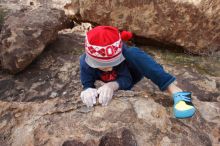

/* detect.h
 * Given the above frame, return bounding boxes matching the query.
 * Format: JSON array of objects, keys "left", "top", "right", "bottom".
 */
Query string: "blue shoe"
[{"left": 173, "top": 92, "right": 196, "bottom": 119}]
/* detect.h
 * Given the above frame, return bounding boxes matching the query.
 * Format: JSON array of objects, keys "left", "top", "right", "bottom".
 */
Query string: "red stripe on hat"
[{"left": 87, "top": 51, "right": 122, "bottom": 61}]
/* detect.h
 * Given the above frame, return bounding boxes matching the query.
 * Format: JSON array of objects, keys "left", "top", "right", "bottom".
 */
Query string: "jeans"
[{"left": 123, "top": 46, "right": 176, "bottom": 91}]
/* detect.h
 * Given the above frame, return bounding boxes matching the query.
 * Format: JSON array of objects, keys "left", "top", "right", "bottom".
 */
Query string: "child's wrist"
[{"left": 105, "top": 82, "right": 119, "bottom": 91}]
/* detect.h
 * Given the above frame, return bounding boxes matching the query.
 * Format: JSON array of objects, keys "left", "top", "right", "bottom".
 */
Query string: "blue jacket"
[{"left": 80, "top": 54, "right": 133, "bottom": 90}]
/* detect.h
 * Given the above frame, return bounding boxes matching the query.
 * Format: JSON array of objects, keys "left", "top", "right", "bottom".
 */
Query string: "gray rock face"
[
  {"left": 20, "top": 0, "right": 72, "bottom": 10},
  {"left": 0, "top": 0, "right": 72, "bottom": 9},
  {"left": 68, "top": 0, "right": 220, "bottom": 55},
  {"left": 0, "top": 29, "right": 219, "bottom": 146},
  {"left": 0, "top": 7, "right": 68, "bottom": 73}
]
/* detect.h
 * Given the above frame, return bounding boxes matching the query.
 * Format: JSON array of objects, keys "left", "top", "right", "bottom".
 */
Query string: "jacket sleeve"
[
  {"left": 80, "top": 54, "right": 97, "bottom": 90},
  {"left": 115, "top": 62, "right": 133, "bottom": 90}
]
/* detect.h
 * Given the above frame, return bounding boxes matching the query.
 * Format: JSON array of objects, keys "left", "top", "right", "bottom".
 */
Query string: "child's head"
[{"left": 85, "top": 26, "right": 125, "bottom": 70}]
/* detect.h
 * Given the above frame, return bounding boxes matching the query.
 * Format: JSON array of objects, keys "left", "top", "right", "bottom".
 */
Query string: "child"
[{"left": 80, "top": 26, "right": 196, "bottom": 119}]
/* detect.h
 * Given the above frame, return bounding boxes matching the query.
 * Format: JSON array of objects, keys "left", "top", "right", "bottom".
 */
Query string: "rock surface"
[
  {"left": 68, "top": 0, "right": 220, "bottom": 55},
  {"left": 0, "top": 7, "right": 69, "bottom": 73},
  {"left": 0, "top": 28, "right": 219, "bottom": 146},
  {"left": 0, "top": 0, "right": 72, "bottom": 10},
  {"left": 0, "top": 8, "right": 6, "bottom": 32}
]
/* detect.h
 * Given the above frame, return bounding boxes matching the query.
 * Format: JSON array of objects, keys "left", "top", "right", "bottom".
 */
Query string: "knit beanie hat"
[{"left": 85, "top": 26, "right": 125, "bottom": 68}]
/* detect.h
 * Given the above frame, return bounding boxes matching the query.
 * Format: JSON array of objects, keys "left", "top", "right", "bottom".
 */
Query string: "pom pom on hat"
[{"left": 121, "top": 31, "right": 133, "bottom": 41}]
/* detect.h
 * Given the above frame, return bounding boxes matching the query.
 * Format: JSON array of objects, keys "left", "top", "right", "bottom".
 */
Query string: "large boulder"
[
  {"left": 0, "top": 29, "right": 219, "bottom": 146},
  {"left": 68, "top": 0, "right": 220, "bottom": 55},
  {"left": 0, "top": 7, "right": 69, "bottom": 73}
]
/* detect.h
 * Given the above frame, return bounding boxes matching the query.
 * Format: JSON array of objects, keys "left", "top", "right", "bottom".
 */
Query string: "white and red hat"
[{"left": 85, "top": 26, "right": 125, "bottom": 68}]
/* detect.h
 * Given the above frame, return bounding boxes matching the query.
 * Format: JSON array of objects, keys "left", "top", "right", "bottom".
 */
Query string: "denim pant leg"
[
  {"left": 126, "top": 61, "right": 144, "bottom": 86},
  {"left": 123, "top": 47, "right": 176, "bottom": 91}
]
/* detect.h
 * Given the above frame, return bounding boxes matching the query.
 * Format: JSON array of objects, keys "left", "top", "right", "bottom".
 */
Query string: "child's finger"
[
  {"left": 98, "top": 93, "right": 102, "bottom": 104},
  {"left": 99, "top": 91, "right": 105, "bottom": 105},
  {"left": 87, "top": 97, "right": 93, "bottom": 107},
  {"left": 102, "top": 91, "right": 109, "bottom": 105},
  {"left": 84, "top": 95, "right": 89, "bottom": 106},
  {"left": 94, "top": 90, "right": 98, "bottom": 97},
  {"left": 84, "top": 93, "right": 92, "bottom": 107},
  {"left": 80, "top": 92, "right": 87, "bottom": 104},
  {"left": 106, "top": 90, "right": 113, "bottom": 104},
  {"left": 97, "top": 87, "right": 102, "bottom": 94},
  {"left": 92, "top": 95, "right": 96, "bottom": 104}
]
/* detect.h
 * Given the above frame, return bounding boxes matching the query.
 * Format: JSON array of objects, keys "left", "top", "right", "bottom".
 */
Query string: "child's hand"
[
  {"left": 97, "top": 85, "right": 113, "bottom": 106},
  {"left": 80, "top": 88, "right": 98, "bottom": 107},
  {"left": 97, "top": 82, "right": 119, "bottom": 106}
]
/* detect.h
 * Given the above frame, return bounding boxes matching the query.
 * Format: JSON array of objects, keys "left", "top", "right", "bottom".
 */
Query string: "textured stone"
[
  {"left": 0, "top": 7, "right": 69, "bottom": 73},
  {"left": 0, "top": 8, "right": 7, "bottom": 32},
  {"left": 0, "top": 0, "right": 72, "bottom": 10},
  {"left": 68, "top": 0, "right": 220, "bottom": 55},
  {"left": 0, "top": 28, "right": 219, "bottom": 146}
]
